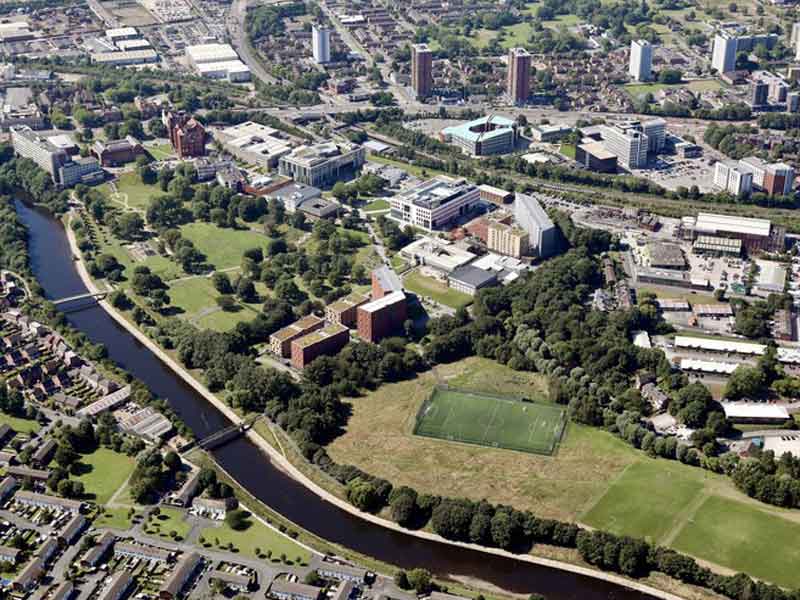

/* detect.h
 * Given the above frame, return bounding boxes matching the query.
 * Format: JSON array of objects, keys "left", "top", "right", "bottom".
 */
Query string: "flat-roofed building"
[
  {"left": 291, "top": 323, "right": 350, "bottom": 369},
  {"left": 106, "top": 27, "right": 139, "bottom": 43},
  {"left": 270, "top": 315, "right": 325, "bottom": 358},
  {"left": 477, "top": 184, "right": 513, "bottom": 205},
  {"left": 216, "top": 121, "right": 293, "bottom": 168},
  {"left": 681, "top": 359, "right": 739, "bottom": 375},
  {"left": 400, "top": 237, "right": 476, "bottom": 273},
  {"left": 185, "top": 43, "right": 239, "bottom": 66},
  {"left": 714, "top": 160, "right": 752, "bottom": 196},
  {"left": 513, "top": 193, "right": 557, "bottom": 258},
  {"left": 740, "top": 156, "right": 795, "bottom": 195},
  {"left": 645, "top": 242, "right": 686, "bottom": 269},
  {"left": 441, "top": 116, "right": 518, "bottom": 156},
  {"left": 689, "top": 212, "right": 783, "bottom": 253},
  {"left": 11, "top": 126, "right": 102, "bottom": 187},
  {"left": 507, "top": 47, "right": 531, "bottom": 105},
  {"left": 91, "top": 136, "right": 144, "bottom": 167},
  {"left": 278, "top": 142, "right": 365, "bottom": 187},
  {"left": 91, "top": 49, "right": 159, "bottom": 66},
  {"left": 576, "top": 142, "right": 618, "bottom": 173},
  {"left": 692, "top": 235, "right": 742, "bottom": 256},
  {"left": 447, "top": 265, "right": 498, "bottom": 296},
  {"left": 629, "top": 39, "right": 653, "bottom": 81},
  {"left": 357, "top": 291, "right": 407, "bottom": 343},
  {"left": 196, "top": 60, "right": 251, "bottom": 82},
  {"left": 391, "top": 176, "right": 481, "bottom": 231},
  {"left": 487, "top": 221, "right": 529, "bottom": 258},
  {"left": 160, "top": 552, "right": 202, "bottom": 599},
  {"left": 411, "top": 44, "right": 433, "bottom": 99},
  {"left": 372, "top": 266, "right": 403, "bottom": 299},
  {"left": 326, "top": 292, "right": 370, "bottom": 328},
  {"left": 722, "top": 402, "right": 790, "bottom": 423},
  {"left": 530, "top": 123, "right": 572, "bottom": 143},
  {"left": 693, "top": 303, "right": 733, "bottom": 317},
  {"left": 600, "top": 123, "right": 649, "bottom": 169}
]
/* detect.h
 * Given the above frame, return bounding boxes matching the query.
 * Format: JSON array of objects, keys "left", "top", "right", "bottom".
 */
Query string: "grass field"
[
  {"left": 168, "top": 276, "right": 263, "bottom": 332},
  {"left": 403, "top": 271, "right": 472, "bottom": 309},
  {"left": 363, "top": 199, "right": 390, "bottom": 212},
  {"left": 179, "top": 223, "right": 268, "bottom": 270},
  {"left": 415, "top": 388, "right": 566, "bottom": 455},
  {"left": 75, "top": 448, "right": 136, "bottom": 505},
  {"left": 582, "top": 460, "right": 709, "bottom": 542},
  {"left": 672, "top": 496, "right": 800, "bottom": 588},
  {"left": 0, "top": 413, "right": 40, "bottom": 435},
  {"left": 112, "top": 172, "right": 162, "bottom": 211},
  {"left": 559, "top": 144, "right": 577, "bottom": 160},
  {"left": 147, "top": 507, "right": 192, "bottom": 540},
  {"left": 200, "top": 515, "right": 311, "bottom": 563},
  {"left": 95, "top": 507, "right": 136, "bottom": 530},
  {"left": 146, "top": 143, "right": 175, "bottom": 161}
]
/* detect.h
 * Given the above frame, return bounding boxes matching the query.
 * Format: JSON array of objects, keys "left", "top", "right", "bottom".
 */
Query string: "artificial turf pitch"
[{"left": 413, "top": 388, "right": 567, "bottom": 455}]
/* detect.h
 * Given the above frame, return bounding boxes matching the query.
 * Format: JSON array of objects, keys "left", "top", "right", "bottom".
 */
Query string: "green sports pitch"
[{"left": 413, "top": 387, "right": 567, "bottom": 455}]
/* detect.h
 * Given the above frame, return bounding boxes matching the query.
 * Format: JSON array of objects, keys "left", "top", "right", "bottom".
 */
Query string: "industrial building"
[
  {"left": 105, "top": 27, "right": 140, "bottom": 43},
  {"left": 478, "top": 184, "right": 513, "bottom": 204},
  {"left": 722, "top": 403, "right": 790, "bottom": 424},
  {"left": 196, "top": 60, "right": 251, "bottom": 82},
  {"left": 91, "top": 49, "right": 159, "bottom": 66},
  {"left": 513, "top": 193, "right": 558, "bottom": 258},
  {"left": 278, "top": 142, "right": 365, "bottom": 187},
  {"left": 507, "top": 47, "right": 531, "bottom": 105},
  {"left": 270, "top": 315, "right": 325, "bottom": 358},
  {"left": 411, "top": 43, "right": 433, "bottom": 99},
  {"left": 683, "top": 212, "right": 784, "bottom": 253},
  {"left": 11, "top": 126, "right": 102, "bottom": 187},
  {"left": 356, "top": 291, "right": 407, "bottom": 343},
  {"left": 440, "top": 115, "right": 518, "bottom": 156},
  {"left": 629, "top": 39, "right": 652, "bottom": 81},
  {"left": 645, "top": 242, "right": 686, "bottom": 269},
  {"left": 390, "top": 176, "right": 480, "bottom": 231},
  {"left": 185, "top": 44, "right": 250, "bottom": 82},
  {"left": 290, "top": 323, "right": 350, "bottom": 369},
  {"left": 447, "top": 265, "right": 498, "bottom": 296},
  {"left": 530, "top": 123, "right": 572, "bottom": 143}
]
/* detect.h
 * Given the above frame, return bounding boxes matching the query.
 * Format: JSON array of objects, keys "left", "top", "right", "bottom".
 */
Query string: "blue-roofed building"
[{"left": 440, "top": 115, "right": 518, "bottom": 156}]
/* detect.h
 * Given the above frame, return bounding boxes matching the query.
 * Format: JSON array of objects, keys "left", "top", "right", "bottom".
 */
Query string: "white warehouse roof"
[
  {"left": 722, "top": 403, "right": 789, "bottom": 420},
  {"left": 674, "top": 335, "right": 765, "bottom": 355},
  {"left": 694, "top": 212, "right": 771, "bottom": 239},
  {"left": 680, "top": 358, "right": 739, "bottom": 374},
  {"left": 185, "top": 43, "right": 239, "bottom": 65}
]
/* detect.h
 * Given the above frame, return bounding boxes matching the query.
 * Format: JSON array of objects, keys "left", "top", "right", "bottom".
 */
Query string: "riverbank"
[{"left": 61, "top": 210, "right": 692, "bottom": 600}]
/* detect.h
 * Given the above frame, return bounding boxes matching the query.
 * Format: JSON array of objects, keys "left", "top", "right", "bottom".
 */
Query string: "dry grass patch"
[{"left": 327, "top": 357, "right": 639, "bottom": 521}]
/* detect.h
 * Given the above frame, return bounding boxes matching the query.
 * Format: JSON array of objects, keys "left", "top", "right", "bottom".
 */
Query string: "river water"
[{"left": 16, "top": 200, "right": 654, "bottom": 600}]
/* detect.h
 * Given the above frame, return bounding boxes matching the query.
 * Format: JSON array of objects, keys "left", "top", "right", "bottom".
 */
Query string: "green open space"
[
  {"left": 672, "top": 496, "right": 800, "bottom": 588},
  {"left": 112, "top": 171, "right": 162, "bottom": 211},
  {"left": 0, "top": 413, "right": 40, "bottom": 435},
  {"left": 95, "top": 507, "right": 136, "bottom": 530},
  {"left": 179, "top": 222, "right": 268, "bottom": 270},
  {"left": 363, "top": 199, "right": 390, "bottom": 212},
  {"left": 559, "top": 144, "right": 576, "bottom": 160},
  {"left": 147, "top": 507, "right": 192, "bottom": 540},
  {"left": 146, "top": 143, "right": 175, "bottom": 161},
  {"left": 200, "top": 515, "right": 311, "bottom": 563},
  {"left": 582, "top": 460, "right": 708, "bottom": 542},
  {"left": 167, "top": 276, "right": 263, "bottom": 332},
  {"left": 624, "top": 79, "right": 722, "bottom": 99},
  {"left": 75, "top": 447, "right": 136, "bottom": 505},
  {"left": 414, "top": 388, "right": 567, "bottom": 455},
  {"left": 403, "top": 270, "right": 472, "bottom": 309}
]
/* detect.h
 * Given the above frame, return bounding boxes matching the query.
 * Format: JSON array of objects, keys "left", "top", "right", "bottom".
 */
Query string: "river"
[{"left": 16, "top": 200, "right": 654, "bottom": 600}]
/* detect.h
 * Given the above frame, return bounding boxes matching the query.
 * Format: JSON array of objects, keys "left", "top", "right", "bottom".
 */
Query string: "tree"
[
  {"left": 225, "top": 508, "right": 250, "bottom": 531},
  {"left": 212, "top": 272, "right": 233, "bottom": 294},
  {"left": 725, "top": 364, "right": 766, "bottom": 400},
  {"left": 406, "top": 568, "right": 433, "bottom": 593}
]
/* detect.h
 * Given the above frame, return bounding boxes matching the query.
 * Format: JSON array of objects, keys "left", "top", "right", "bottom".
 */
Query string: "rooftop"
[
  {"left": 373, "top": 265, "right": 403, "bottom": 293},
  {"left": 449, "top": 264, "right": 497, "bottom": 288},
  {"left": 694, "top": 212, "right": 772, "bottom": 238},
  {"left": 293, "top": 323, "right": 349, "bottom": 349},
  {"left": 359, "top": 290, "right": 406, "bottom": 314},
  {"left": 722, "top": 402, "right": 790, "bottom": 419},
  {"left": 272, "top": 315, "right": 324, "bottom": 342},
  {"left": 328, "top": 292, "right": 370, "bottom": 314},
  {"left": 680, "top": 358, "right": 739, "bottom": 374},
  {"left": 442, "top": 115, "right": 516, "bottom": 144},
  {"left": 283, "top": 141, "right": 359, "bottom": 167},
  {"left": 400, "top": 176, "right": 478, "bottom": 211},
  {"left": 579, "top": 141, "right": 616, "bottom": 160}
]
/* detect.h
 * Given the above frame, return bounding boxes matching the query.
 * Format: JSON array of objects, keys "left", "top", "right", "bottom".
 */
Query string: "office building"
[
  {"left": 162, "top": 111, "right": 206, "bottom": 158},
  {"left": 11, "top": 126, "right": 102, "bottom": 187},
  {"left": 217, "top": 121, "right": 293, "bottom": 168},
  {"left": 478, "top": 184, "right": 513, "bottom": 204},
  {"left": 629, "top": 39, "right": 653, "bottom": 81},
  {"left": 642, "top": 118, "right": 666, "bottom": 153},
  {"left": 513, "top": 193, "right": 558, "bottom": 258},
  {"left": 740, "top": 157, "right": 795, "bottom": 195},
  {"left": 357, "top": 291, "right": 407, "bottom": 343},
  {"left": 487, "top": 220, "right": 529, "bottom": 258},
  {"left": 325, "top": 291, "right": 370, "bottom": 328},
  {"left": 714, "top": 160, "right": 752, "bottom": 196},
  {"left": 576, "top": 142, "right": 618, "bottom": 173},
  {"left": 600, "top": 123, "right": 649, "bottom": 169},
  {"left": 750, "top": 79, "right": 769, "bottom": 106},
  {"left": 530, "top": 123, "right": 572, "bottom": 143},
  {"left": 372, "top": 266, "right": 403, "bottom": 299},
  {"left": 712, "top": 32, "right": 738, "bottom": 74},
  {"left": 411, "top": 43, "right": 433, "bottom": 99},
  {"left": 441, "top": 115, "right": 518, "bottom": 156},
  {"left": 507, "top": 47, "right": 531, "bottom": 105},
  {"left": 0, "top": 103, "right": 44, "bottom": 131},
  {"left": 290, "top": 323, "right": 350, "bottom": 369},
  {"left": 448, "top": 265, "right": 499, "bottom": 296},
  {"left": 270, "top": 314, "right": 324, "bottom": 358},
  {"left": 390, "top": 175, "right": 480, "bottom": 231},
  {"left": 278, "top": 142, "right": 365, "bottom": 187},
  {"left": 312, "top": 25, "right": 331, "bottom": 64}
]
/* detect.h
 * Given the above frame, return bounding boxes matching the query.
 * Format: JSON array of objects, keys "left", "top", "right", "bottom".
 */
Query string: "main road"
[{"left": 227, "top": 0, "right": 278, "bottom": 85}]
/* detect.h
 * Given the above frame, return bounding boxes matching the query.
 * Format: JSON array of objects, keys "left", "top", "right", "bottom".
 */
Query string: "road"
[{"left": 227, "top": 0, "right": 278, "bottom": 85}]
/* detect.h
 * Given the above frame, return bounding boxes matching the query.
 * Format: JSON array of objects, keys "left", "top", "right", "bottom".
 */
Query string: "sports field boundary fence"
[{"left": 413, "top": 385, "right": 569, "bottom": 456}]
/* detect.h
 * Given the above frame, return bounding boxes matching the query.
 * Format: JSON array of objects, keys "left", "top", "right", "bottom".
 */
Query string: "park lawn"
[
  {"left": 113, "top": 172, "right": 162, "bottom": 211},
  {"left": 179, "top": 222, "right": 267, "bottom": 270},
  {"left": 146, "top": 143, "right": 175, "bottom": 160},
  {"left": 327, "top": 356, "right": 639, "bottom": 521},
  {"left": 363, "top": 198, "right": 390, "bottom": 212},
  {"left": 0, "top": 413, "right": 40, "bottom": 435},
  {"left": 403, "top": 271, "right": 472, "bottom": 309},
  {"left": 686, "top": 79, "right": 722, "bottom": 93},
  {"left": 672, "top": 496, "right": 800, "bottom": 588},
  {"left": 168, "top": 277, "right": 221, "bottom": 316},
  {"left": 95, "top": 507, "right": 136, "bottom": 531},
  {"left": 542, "top": 14, "right": 580, "bottom": 28},
  {"left": 147, "top": 507, "right": 192, "bottom": 541},
  {"left": 200, "top": 515, "right": 311, "bottom": 564},
  {"left": 75, "top": 448, "right": 136, "bottom": 505},
  {"left": 581, "top": 460, "right": 710, "bottom": 542},
  {"left": 196, "top": 302, "right": 261, "bottom": 332}
]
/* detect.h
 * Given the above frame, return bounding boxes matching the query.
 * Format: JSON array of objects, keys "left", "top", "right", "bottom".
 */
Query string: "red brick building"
[
  {"left": 357, "top": 291, "right": 407, "bottom": 343},
  {"left": 270, "top": 315, "right": 324, "bottom": 358},
  {"left": 325, "top": 292, "right": 370, "bottom": 328},
  {"left": 91, "top": 136, "right": 145, "bottom": 167},
  {"left": 162, "top": 110, "right": 206, "bottom": 158},
  {"left": 371, "top": 266, "right": 403, "bottom": 300},
  {"left": 290, "top": 323, "right": 350, "bottom": 369}
]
